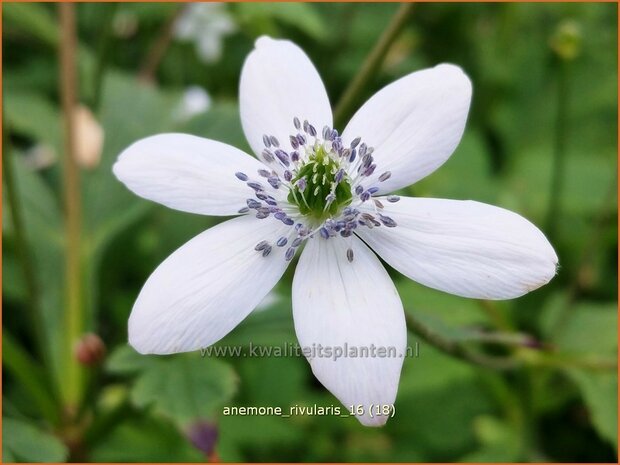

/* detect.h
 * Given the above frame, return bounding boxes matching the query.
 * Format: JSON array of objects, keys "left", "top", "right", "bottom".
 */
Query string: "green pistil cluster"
[{"left": 288, "top": 146, "right": 352, "bottom": 222}]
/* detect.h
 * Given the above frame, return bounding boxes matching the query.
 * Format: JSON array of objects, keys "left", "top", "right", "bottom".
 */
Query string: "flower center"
[
  {"left": 234, "top": 117, "right": 400, "bottom": 263},
  {"left": 287, "top": 145, "right": 352, "bottom": 222}
]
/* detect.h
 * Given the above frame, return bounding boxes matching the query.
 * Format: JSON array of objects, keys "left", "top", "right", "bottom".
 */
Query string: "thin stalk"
[
  {"left": 2, "top": 123, "right": 49, "bottom": 366},
  {"left": 138, "top": 6, "right": 183, "bottom": 83},
  {"left": 406, "top": 312, "right": 616, "bottom": 372},
  {"left": 550, "top": 179, "right": 616, "bottom": 339},
  {"left": 59, "top": 2, "right": 84, "bottom": 413},
  {"left": 546, "top": 60, "right": 569, "bottom": 239},
  {"left": 333, "top": 3, "right": 414, "bottom": 128},
  {"left": 405, "top": 312, "right": 521, "bottom": 371}
]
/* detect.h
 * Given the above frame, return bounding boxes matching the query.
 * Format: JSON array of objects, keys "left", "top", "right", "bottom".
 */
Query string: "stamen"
[
  {"left": 274, "top": 149, "right": 290, "bottom": 167},
  {"left": 254, "top": 240, "right": 269, "bottom": 251},
  {"left": 261, "top": 149, "right": 275, "bottom": 163},
  {"left": 378, "top": 171, "right": 391, "bottom": 182},
  {"left": 246, "top": 119, "right": 398, "bottom": 261},
  {"left": 378, "top": 214, "right": 397, "bottom": 227}
]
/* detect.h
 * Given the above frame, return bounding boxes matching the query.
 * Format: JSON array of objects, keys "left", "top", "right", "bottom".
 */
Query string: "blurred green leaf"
[
  {"left": 3, "top": 3, "right": 58, "bottom": 46},
  {"left": 1, "top": 155, "right": 66, "bottom": 397},
  {"left": 2, "top": 417, "right": 68, "bottom": 462},
  {"left": 462, "top": 416, "right": 521, "bottom": 462},
  {"left": 567, "top": 369, "right": 617, "bottom": 449},
  {"left": 235, "top": 3, "right": 327, "bottom": 41},
  {"left": 4, "top": 91, "right": 62, "bottom": 156},
  {"left": 106, "top": 344, "right": 154, "bottom": 375},
  {"left": 90, "top": 414, "right": 203, "bottom": 462},
  {"left": 107, "top": 346, "right": 238, "bottom": 426},
  {"left": 553, "top": 301, "right": 617, "bottom": 448}
]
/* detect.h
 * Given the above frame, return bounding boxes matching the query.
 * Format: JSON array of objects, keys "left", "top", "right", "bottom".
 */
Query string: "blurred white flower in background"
[
  {"left": 23, "top": 144, "right": 56, "bottom": 170},
  {"left": 174, "top": 3, "right": 237, "bottom": 64},
  {"left": 172, "top": 86, "right": 212, "bottom": 123}
]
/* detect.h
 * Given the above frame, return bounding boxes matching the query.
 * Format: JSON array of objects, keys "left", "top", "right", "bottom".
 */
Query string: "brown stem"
[
  {"left": 59, "top": 2, "right": 84, "bottom": 411},
  {"left": 138, "top": 6, "right": 183, "bottom": 84},
  {"left": 333, "top": 2, "right": 414, "bottom": 128},
  {"left": 405, "top": 312, "right": 521, "bottom": 371}
]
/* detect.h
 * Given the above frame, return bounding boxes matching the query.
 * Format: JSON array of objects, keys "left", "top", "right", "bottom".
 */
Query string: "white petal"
[
  {"left": 240, "top": 36, "right": 332, "bottom": 157},
  {"left": 292, "top": 236, "right": 406, "bottom": 426},
  {"left": 113, "top": 133, "right": 266, "bottom": 216},
  {"left": 358, "top": 197, "right": 558, "bottom": 300},
  {"left": 342, "top": 64, "right": 472, "bottom": 193},
  {"left": 128, "top": 215, "right": 290, "bottom": 354}
]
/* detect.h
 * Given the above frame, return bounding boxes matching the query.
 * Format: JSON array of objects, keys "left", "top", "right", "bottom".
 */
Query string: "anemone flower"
[{"left": 113, "top": 36, "right": 557, "bottom": 426}]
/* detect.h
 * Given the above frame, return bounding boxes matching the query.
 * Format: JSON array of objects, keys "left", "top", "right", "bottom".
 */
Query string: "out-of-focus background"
[{"left": 2, "top": 2, "right": 618, "bottom": 462}]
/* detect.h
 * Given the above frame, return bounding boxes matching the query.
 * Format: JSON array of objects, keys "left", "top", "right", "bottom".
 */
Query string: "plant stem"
[
  {"left": 59, "top": 2, "right": 84, "bottom": 414},
  {"left": 138, "top": 6, "right": 183, "bottom": 83},
  {"left": 333, "top": 2, "right": 414, "bottom": 128},
  {"left": 2, "top": 123, "right": 49, "bottom": 365},
  {"left": 406, "top": 312, "right": 616, "bottom": 372},
  {"left": 405, "top": 312, "right": 521, "bottom": 371},
  {"left": 546, "top": 60, "right": 569, "bottom": 239}
]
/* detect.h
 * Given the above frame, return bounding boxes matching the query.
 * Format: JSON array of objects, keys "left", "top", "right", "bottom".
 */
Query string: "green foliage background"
[{"left": 2, "top": 2, "right": 618, "bottom": 462}]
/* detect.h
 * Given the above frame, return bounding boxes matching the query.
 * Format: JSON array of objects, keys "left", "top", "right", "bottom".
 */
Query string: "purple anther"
[
  {"left": 261, "top": 149, "right": 275, "bottom": 163},
  {"left": 378, "top": 171, "right": 392, "bottom": 182},
  {"left": 254, "top": 240, "right": 269, "bottom": 251},
  {"left": 379, "top": 214, "right": 397, "bottom": 227},
  {"left": 290, "top": 135, "right": 299, "bottom": 149},
  {"left": 235, "top": 172, "right": 248, "bottom": 181},
  {"left": 274, "top": 149, "right": 290, "bottom": 167}
]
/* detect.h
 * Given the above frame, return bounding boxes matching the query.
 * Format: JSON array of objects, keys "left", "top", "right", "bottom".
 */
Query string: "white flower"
[
  {"left": 172, "top": 85, "right": 212, "bottom": 123},
  {"left": 174, "top": 3, "right": 236, "bottom": 63},
  {"left": 113, "top": 36, "right": 558, "bottom": 427}
]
